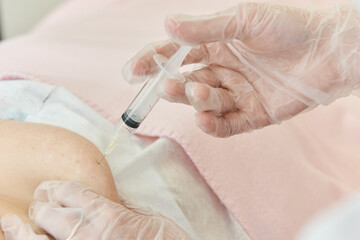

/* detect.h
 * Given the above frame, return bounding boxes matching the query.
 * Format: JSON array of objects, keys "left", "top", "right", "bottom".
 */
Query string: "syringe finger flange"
[{"left": 154, "top": 54, "right": 178, "bottom": 79}]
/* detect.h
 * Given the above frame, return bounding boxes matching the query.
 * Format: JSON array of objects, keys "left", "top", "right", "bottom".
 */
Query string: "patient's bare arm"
[
  {"left": 0, "top": 119, "right": 120, "bottom": 238},
  {"left": 0, "top": 119, "right": 191, "bottom": 240}
]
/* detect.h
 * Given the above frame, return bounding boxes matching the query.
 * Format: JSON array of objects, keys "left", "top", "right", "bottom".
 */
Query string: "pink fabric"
[{"left": 0, "top": 0, "right": 358, "bottom": 239}]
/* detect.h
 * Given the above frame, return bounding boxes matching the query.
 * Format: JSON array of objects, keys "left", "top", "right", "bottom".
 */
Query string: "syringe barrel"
[
  {"left": 121, "top": 46, "right": 191, "bottom": 129},
  {"left": 121, "top": 70, "right": 166, "bottom": 128}
]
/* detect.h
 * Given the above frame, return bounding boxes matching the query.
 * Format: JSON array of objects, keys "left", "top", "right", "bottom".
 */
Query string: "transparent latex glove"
[
  {"left": 123, "top": 3, "right": 360, "bottom": 137},
  {"left": 1, "top": 214, "right": 49, "bottom": 240},
  {"left": 2, "top": 181, "right": 191, "bottom": 240}
]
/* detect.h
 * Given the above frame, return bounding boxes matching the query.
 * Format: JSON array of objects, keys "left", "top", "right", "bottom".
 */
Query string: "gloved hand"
[
  {"left": 1, "top": 214, "right": 49, "bottom": 240},
  {"left": 1, "top": 181, "right": 191, "bottom": 240},
  {"left": 123, "top": 3, "right": 360, "bottom": 137}
]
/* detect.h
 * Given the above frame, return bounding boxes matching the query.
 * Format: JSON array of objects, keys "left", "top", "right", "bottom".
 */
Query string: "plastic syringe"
[{"left": 99, "top": 46, "right": 191, "bottom": 162}]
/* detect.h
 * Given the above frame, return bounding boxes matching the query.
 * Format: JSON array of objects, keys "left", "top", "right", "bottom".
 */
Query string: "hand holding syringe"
[{"left": 98, "top": 46, "right": 191, "bottom": 163}]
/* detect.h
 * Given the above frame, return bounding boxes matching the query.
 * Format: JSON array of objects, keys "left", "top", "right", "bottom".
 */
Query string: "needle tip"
[{"left": 97, "top": 154, "right": 107, "bottom": 165}]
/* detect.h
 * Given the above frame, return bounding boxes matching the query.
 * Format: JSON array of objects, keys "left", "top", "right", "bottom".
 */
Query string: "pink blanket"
[{"left": 0, "top": 0, "right": 358, "bottom": 239}]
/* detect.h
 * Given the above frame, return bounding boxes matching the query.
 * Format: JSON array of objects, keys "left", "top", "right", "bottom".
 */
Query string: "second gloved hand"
[
  {"left": 124, "top": 3, "right": 360, "bottom": 137},
  {"left": 11, "top": 181, "right": 191, "bottom": 240}
]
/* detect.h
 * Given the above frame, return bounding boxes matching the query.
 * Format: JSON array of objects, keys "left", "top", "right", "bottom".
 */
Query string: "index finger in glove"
[
  {"left": 164, "top": 3, "right": 261, "bottom": 45},
  {"left": 158, "top": 66, "right": 220, "bottom": 104},
  {"left": 33, "top": 181, "right": 101, "bottom": 208}
]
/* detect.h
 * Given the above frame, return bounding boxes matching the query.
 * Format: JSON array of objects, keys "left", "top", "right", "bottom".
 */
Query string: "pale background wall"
[{"left": 0, "top": 0, "right": 63, "bottom": 39}]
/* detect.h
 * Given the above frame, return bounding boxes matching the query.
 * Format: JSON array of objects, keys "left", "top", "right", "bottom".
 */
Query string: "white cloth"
[
  {"left": 353, "top": 0, "right": 360, "bottom": 9},
  {"left": 0, "top": 80, "right": 249, "bottom": 240},
  {"left": 297, "top": 194, "right": 360, "bottom": 240}
]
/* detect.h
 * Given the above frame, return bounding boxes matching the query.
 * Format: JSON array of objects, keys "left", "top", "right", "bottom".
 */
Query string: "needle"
[{"left": 97, "top": 154, "right": 107, "bottom": 165}]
